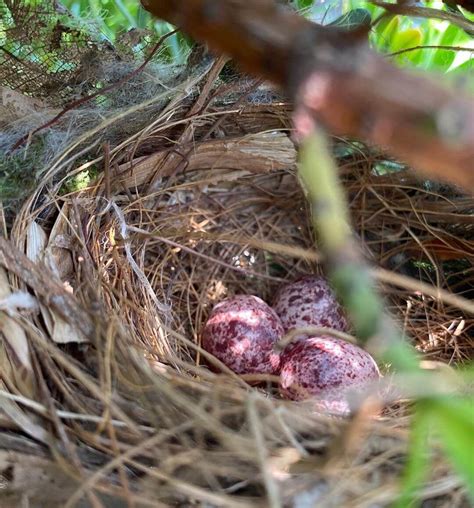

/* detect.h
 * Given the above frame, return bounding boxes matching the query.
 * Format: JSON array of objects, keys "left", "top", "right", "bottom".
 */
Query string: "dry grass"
[{"left": 0, "top": 69, "right": 473, "bottom": 507}]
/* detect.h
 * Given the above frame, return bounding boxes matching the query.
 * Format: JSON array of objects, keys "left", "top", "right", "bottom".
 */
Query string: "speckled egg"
[
  {"left": 202, "top": 295, "right": 284, "bottom": 375},
  {"left": 273, "top": 275, "right": 349, "bottom": 333},
  {"left": 279, "top": 336, "right": 380, "bottom": 415}
]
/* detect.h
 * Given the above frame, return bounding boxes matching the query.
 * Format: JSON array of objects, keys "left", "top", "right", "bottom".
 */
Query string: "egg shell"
[
  {"left": 202, "top": 295, "right": 283, "bottom": 375},
  {"left": 273, "top": 275, "right": 349, "bottom": 333},
  {"left": 279, "top": 336, "right": 380, "bottom": 415}
]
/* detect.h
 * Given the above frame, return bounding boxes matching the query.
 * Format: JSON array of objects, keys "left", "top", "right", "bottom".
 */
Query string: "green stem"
[{"left": 298, "top": 127, "right": 418, "bottom": 372}]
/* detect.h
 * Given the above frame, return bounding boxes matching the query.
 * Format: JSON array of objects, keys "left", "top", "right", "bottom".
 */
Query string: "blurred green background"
[{"left": 59, "top": 0, "right": 473, "bottom": 76}]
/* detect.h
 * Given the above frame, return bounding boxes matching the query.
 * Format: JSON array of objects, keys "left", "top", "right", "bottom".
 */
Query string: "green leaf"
[
  {"left": 447, "top": 41, "right": 474, "bottom": 72},
  {"left": 382, "top": 340, "right": 419, "bottom": 372},
  {"left": 391, "top": 28, "right": 423, "bottom": 53},
  {"left": 329, "top": 8, "right": 372, "bottom": 30},
  {"left": 112, "top": 0, "right": 137, "bottom": 27},
  {"left": 375, "top": 14, "right": 398, "bottom": 36},
  {"left": 376, "top": 15, "right": 400, "bottom": 51},
  {"left": 296, "top": 0, "right": 314, "bottom": 8},
  {"left": 394, "top": 406, "right": 431, "bottom": 508},
  {"left": 429, "top": 397, "right": 474, "bottom": 501},
  {"left": 432, "top": 24, "right": 467, "bottom": 69}
]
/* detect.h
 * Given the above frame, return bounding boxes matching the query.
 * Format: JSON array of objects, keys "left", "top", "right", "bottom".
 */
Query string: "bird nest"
[{"left": 1, "top": 71, "right": 473, "bottom": 507}]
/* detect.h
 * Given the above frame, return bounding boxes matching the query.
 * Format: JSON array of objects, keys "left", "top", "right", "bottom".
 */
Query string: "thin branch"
[
  {"left": 373, "top": 2, "right": 474, "bottom": 35},
  {"left": 387, "top": 45, "right": 474, "bottom": 58}
]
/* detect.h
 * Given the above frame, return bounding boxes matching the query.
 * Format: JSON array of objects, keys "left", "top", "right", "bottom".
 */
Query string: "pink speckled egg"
[
  {"left": 273, "top": 275, "right": 349, "bottom": 333},
  {"left": 279, "top": 336, "right": 380, "bottom": 415},
  {"left": 202, "top": 295, "right": 283, "bottom": 375}
]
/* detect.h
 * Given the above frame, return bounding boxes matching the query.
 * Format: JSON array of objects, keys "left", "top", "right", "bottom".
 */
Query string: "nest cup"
[{"left": 2, "top": 72, "right": 473, "bottom": 506}]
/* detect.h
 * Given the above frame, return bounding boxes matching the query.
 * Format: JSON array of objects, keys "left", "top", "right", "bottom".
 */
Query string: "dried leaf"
[
  {"left": 26, "top": 221, "right": 86, "bottom": 344},
  {"left": 0, "top": 268, "right": 35, "bottom": 398},
  {"left": 0, "top": 382, "right": 48, "bottom": 444},
  {"left": 0, "top": 269, "right": 32, "bottom": 371},
  {"left": 45, "top": 203, "right": 75, "bottom": 282}
]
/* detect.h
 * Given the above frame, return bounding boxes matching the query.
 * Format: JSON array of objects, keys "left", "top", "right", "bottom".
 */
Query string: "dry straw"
[{"left": 0, "top": 54, "right": 473, "bottom": 508}]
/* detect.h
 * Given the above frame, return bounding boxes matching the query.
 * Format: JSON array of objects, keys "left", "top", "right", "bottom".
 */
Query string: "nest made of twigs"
[{"left": 1, "top": 74, "right": 473, "bottom": 507}]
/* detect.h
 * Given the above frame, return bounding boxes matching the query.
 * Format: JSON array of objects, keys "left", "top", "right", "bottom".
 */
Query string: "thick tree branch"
[{"left": 141, "top": 0, "right": 474, "bottom": 191}]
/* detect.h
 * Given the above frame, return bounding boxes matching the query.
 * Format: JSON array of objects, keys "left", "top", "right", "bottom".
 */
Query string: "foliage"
[
  {"left": 295, "top": 0, "right": 473, "bottom": 77},
  {"left": 349, "top": 0, "right": 473, "bottom": 78},
  {"left": 59, "top": 0, "right": 189, "bottom": 62},
  {"left": 396, "top": 394, "right": 474, "bottom": 506},
  {"left": 58, "top": 0, "right": 473, "bottom": 77},
  {"left": 60, "top": 167, "right": 99, "bottom": 194}
]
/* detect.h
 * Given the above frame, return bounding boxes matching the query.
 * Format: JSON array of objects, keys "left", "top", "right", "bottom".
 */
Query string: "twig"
[
  {"left": 387, "top": 45, "right": 474, "bottom": 58},
  {"left": 247, "top": 394, "right": 282, "bottom": 508},
  {"left": 275, "top": 326, "right": 358, "bottom": 352},
  {"left": 373, "top": 2, "right": 474, "bottom": 35},
  {"left": 375, "top": 267, "right": 474, "bottom": 315},
  {"left": 0, "top": 390, "right": 154, "bottom": 429}
]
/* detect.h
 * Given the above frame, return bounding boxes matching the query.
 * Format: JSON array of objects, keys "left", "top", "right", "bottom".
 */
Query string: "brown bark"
[{"left": 141, "top": 0, "right": 474, "bottom": 192}]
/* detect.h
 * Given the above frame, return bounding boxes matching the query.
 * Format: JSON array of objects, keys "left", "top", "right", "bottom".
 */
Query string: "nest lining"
[{"left": 0, "top": 70, "right": 473, "bottom": 507}]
